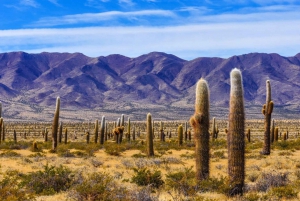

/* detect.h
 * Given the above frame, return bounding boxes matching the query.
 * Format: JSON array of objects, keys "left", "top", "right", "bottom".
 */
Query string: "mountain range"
[{"left": 0, "top": 51, "right": 299, "bottom": 121}]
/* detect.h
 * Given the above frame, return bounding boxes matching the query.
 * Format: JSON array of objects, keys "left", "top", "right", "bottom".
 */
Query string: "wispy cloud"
[
  {"left": 1, "top": 18, "right": 300, "bottom": 60},
  {"left": 29, "top": 10, "right": 176, "bottom": 27},
  {"left": 47, "top": 0, "right": 61, "bottom": 7},
  {"left": 119, "top": 0, "right": 135, "bottom": 7},
  {"left": 20, "top": 0, "right": 39, "bottom": 8}
]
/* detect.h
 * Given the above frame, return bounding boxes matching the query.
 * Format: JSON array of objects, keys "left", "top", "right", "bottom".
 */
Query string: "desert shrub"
[
  {"left": 255, "top": 172, "right": 289, "bottom": 192},
  {"left": 211, "top": 150, "right": 225, "bottom": 159},
  {"left": 28, "top": 152, "right": 46, "bottom": 158},
  {"left": 165, "top": 166, "right": 197, "bottom": 196},
  {"left": 23, "top": 163, "right": 74, "bottom": 195},
  {"left": 210, "top": 139, "right": 227, "bottom": 149},
  {"left": 247, "top": 172, "right": 259, "bottom": 182},
  {"left": 58, "top": 149, "right": 75, "bottom": 157},
  {"left": 268, "top": 185, "right": 298, "bottom": 199},
  {"left": 245, "top": 140, "right": 263, "bottom": 150},
  {"left": 0, "top": 141, "right": 31, "bottom": 150},
  {"left": 243, "top": 192, "right": 261, "bottom": 201},
  {"left": 104, "top": 143, "right": 127, "bottom": 156},
  {"left": 0, "top": 150, "right": 21, "bottom": 157},
  {"left": 294, "top": 170, "right": 300, "bottom": 180},
  {"left": 0, "top": 170, "right": 35, "bottom": 201},
  {"left": 131, "top": 167, "right": 164, "bottom": 189},
  {"left": 68, "top": 172, "right": 128, "bottom": 201},
  {"left": 132, "top": 152, "right": 147, "bottom": 158},
  {"left": 89, "top": 158, "right": 103, "bottom": 168},
  {"left": 278, "top": 151, "right": 293, "bottom": 156},
  {"left": 180, "top": 152, "right": 195, "bottom": 159},
  {"left": 198, "top": 176, "right": 229, "bottom": 194}
]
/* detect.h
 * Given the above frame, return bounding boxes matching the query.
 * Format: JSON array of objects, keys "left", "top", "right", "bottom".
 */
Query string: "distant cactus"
[
  {"left": 133, "top": 126, "right": 136, "bottom": 141},
  {"left": 212, "top": 117, "right": 219, "bottom": 139},
  {"left": 113, "top": 126, "right": 124, "bottom": 144},
  {"left": 227, "top": 68, "right": 245, "bottom": 196},
  {"left": 127, "top": 118, "right": 131, "bottom": 141},
  {"left": 58, "top": 122, "right": 63, "bottom": 143},
  {"left": 45, "top": 127, "right": 48, "bottom": 142},
  {"left": 32, "top": 141, "right": 39, "bottom": 152},
  {"left": 261, "top": 80, "right": 273, "bottom": 155},
  {"left": 64, "top": 128, "right": 68, "bottom": 144},
  {"left": 1, "top": 121, "right": 4, "bottom": 142},
  {"left": 188, "top": 129, "right": 192, "bottom": 141},
  {"left": 146, "top": 113, "right": 154, "bottom": 157},
  {"left": 184, "top": 121, "right": 188, "bottom": 141},
  {"left": 283, "top": 132, "right": 287, "bottom": 141},
  {"left": 100, "top": 116, "right": 105, "bottom": 144},
  {"left": 271, "top": 119, "right": 275, "bottom": 143},
  {"left": 178, "top": 124, "right": 183, "bottom": 146},
  {"left": 86, "top": 132, "right": 90, "bottom": 143},
  {"left": 94, "top": 119, "right": 99, "bottom": 143},
  {"left": 247, "top": 128, "right": 251, "bottom": 142},
  {"left": 51, "top": 97, "right": 60, "bottom": 152},
  {"left": 190, "top": 78, "right": 210, "bottom": 181},
  {"left": 105, "top": 122, "right": 108, "bottom": 141},
  {"left": 13, "top": 129, "right": 17, "bottom": 143}
]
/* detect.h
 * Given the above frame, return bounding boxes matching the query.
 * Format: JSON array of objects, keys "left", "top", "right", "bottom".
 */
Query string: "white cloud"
[
  {"left": 47, "top": 0, "right": 61, "bottom": 6},
  {"left": 1, "top": 18, "right": 300, "bottom": 60},
  {"left": 30, "top": 10, "right": 176, "bottom": 27},
  {"left": 20, "top": 0, "right": 39, "bottom": 8}
]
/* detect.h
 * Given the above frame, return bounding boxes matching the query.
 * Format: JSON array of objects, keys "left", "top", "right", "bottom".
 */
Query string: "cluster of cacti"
[
  {"left": 261, "top": 80, "right": 274, "bottom": 155},
  {"left": 227, "top": 68, "right": 245, "bottom": 196},
  {"left": 51, "top": 97, "right": 60, "bottom": 152},
  {"left": 190, "top": 78, "right": 210, "bottom": 181}
]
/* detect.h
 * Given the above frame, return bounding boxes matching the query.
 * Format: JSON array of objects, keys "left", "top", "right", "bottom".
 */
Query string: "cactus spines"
[
  {"left": 189, "top": 78, "right": 210, "bottom": 181},
  {"left": 227, "top": 68, "right": 245, "bottom": 196},
  {"left": 178, "top": 124, "right": 183, "bottom": 146},
  {"left": 261, "top": 80, "right": 273, "bottom": 155},
  {"left": 64, "top": 128, "right": 68, "bottom": 144},
  {"left": 58, "top": 122, "right": 63, "bottom": 143},
  {"left": 94, "top": 119, "right": 99, "bottom": 143},
  {"left": 51, "top": 97, "right": 60, "bottom": 152},
  {"left": 271, "top": 119, "right": 275, "bottom": 143},
  {"left": 146, "top": 113, "right": 154, "bottom": 157},
  {"left": 100, "top": 116, "right": 105, "bottom": 145}
]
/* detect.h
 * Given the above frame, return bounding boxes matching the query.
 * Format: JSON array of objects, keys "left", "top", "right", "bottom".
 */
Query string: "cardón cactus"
[
  {"left": 227, "top": 68, "right": 245, "bottom": 196},
  {"left": 51, "top": 97, "right": 60, "bottom": 152},
  {"left": 190, "top": 78, "right": 210, "bottom": 181},
  {"left": 146, "top": 113, "right": 154, "bottom": 157}
]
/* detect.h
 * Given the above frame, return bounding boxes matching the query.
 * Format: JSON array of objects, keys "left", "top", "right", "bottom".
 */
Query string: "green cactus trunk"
[
  {"left": 178, "top": 125, "right": 183, "bottom": 146},
  {"left": 227, "top": 68, "right": 245, "bottom": 196},
  {"left": 94, "top": 119, "right": 99, "bottom": 143},
  {"left": 247, "top": 128, "right": 251, "bottom": 143},
  {"left": 274, "top": 127, "right": 278, "bottom": 142},
  {"left": 100, "top": 116, "right": 105, "bottom": 145},
  {"left": 51, "top": 97, "right": 60, "bottom": 152},
  {"left": 105, "top": 122, "right": 108, "bottom": 141},
  {"left": 86, "top": 132, "right": 90, "bottom": 143},
  {"left": 146, "top": 113, "right": 154, "bottom": 157},
  {"left": 261, "top": 80, "right": 273, "bottom": 155},
  {"left": 45, "top": 128, "right": 48, "bottom": 142},
  {"left": 190, "top": 78, "right": 210, "bottom": 181},
  {"left": 133, "top": 126, "right": 136, "bottom": 141},
  {"left": 184, "top": 121, "right": 188, "bottom": 141}
]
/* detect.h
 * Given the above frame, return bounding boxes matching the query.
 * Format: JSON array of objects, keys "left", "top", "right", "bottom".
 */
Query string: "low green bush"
[{"left": 131, "top": 167, "right": 164, "bottom": 189}]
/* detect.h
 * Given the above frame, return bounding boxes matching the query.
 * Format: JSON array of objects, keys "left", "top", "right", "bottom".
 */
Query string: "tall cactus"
[
  {"left": 51, "top": 97, "right": 60, "bottom": 152},
  {"left": 227, "top": 68, "right": 245, "bottom": 196},
  {"left": 190, "top": 78, "right": 210, "bottom": 181},
  {"left": 274, "top": 127, "right": 279, "bottom": 142},
  {"left": 184, "top": 121, "right": 188, "bottom": 141},
  {"left": 178, "top": 124, "right": 183, "bottom": 146},
  {"left": 94, "top": 119, "right": 99, "bottom": 143},
  {"left": 13, "top": 129, "right": 17, "bottom": 143},
  {"left": 261, "top": 80, "right": 273, "bottom": 155},
  {"left": 100, "top": 116, "right": 105, "bottom": 145},
  {"left": 146, "top": 113, "right": 154, "bottom": 157},
  {"left": 127, "top": 117, "right": 131, "bottom": 141}
]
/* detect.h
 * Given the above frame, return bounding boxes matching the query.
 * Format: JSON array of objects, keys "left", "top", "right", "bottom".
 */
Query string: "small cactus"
[
  {"left": 32, "top": 141, "right": 39, "bottom": 152},
  {"left": 283, "top": 132, "right": 287, "bottom": 141},
  {"left": 247, "top": 128, "right": 251, "bottom": 142},
  {"left": 51, "top": 97, "right": 60, "bottom": 152},
  {"left": 94, "top": 119, "right": 99, "bottom": 143},
  {"left": 13, "top": 129, "right": 17, "bottom": 143},
  {"left": 271, "top": 119, "right": 275, "bottom": 143},
  {"left": 261, "top": 80, "right": 273, "bottom": 155},
  {"left": 190, "top": 78, "right": 210, "bottom": 181},
  {"left": 146, "top": 113, "right": 154, "bottom": 157},
  {"left": 100, "top": 116, "right": 105, "bottom": 145},
  {"left": 227, "top": 68, "right": 245, "bottom": 196},
  {"left": 64, "top": 128, "right": 68, "bottom": 144},
  {"left": 86, "top": 132, "right": 90, "bottom": 143},
  {"left": 178, "top": 124, "right": 183, "bottom": 146}
]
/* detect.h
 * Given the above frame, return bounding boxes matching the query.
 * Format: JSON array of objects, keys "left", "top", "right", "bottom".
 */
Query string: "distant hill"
[{"left": 0, "top": 51, "right": 299, "bottom": 121}]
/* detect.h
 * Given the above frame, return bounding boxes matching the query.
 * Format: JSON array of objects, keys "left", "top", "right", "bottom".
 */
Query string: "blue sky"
[{"left": 0, "top": 0, "right": 300, "bottom": 60}]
